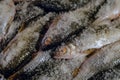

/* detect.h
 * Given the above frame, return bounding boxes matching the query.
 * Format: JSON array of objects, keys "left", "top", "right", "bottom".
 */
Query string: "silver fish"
[
  {"left": 53, "top": 0, "right": 120, "bottom": 59},
  {"left": 0, "top": 13, "right": 53, "bottom": 77},
  {"left": 0, "top": 0, "right": 15, "bottom": 39},
  {"left": 8, "top": 50, "right": 85, "bottom": 80},
  {"left": 0, "top": 21, "right": 22, "bottom": 53},
  {"left": 8, "top": 51, "right": 52, "bottom": 80},
  {"left": 0, "top": 2, "right": 44, "bottom": 53},
  {"left": 89, "top": 64, "right": 120, "bottom": 80},
  {"left": 41, "top": 0, "right": 106, "bottom": 49},
  {"left": 33, "top": 0, "right": 90, "bottom": 11},
  {"left": 73, "top": 40, "right": 120, "bottom": 80},
  {"left": 93, "top": 0, "right": 120, "bottom": 25}
]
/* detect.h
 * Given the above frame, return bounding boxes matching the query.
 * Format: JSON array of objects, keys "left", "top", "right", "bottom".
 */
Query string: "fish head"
[
  {"left": 41, "top": 15, "right": 62, "bottom": 49},
  {"left": 41, "top": 36, "right": 53, "bottom": 49},
  {"left": 54, "top": 45, "right": 72, "bottom": 59}
]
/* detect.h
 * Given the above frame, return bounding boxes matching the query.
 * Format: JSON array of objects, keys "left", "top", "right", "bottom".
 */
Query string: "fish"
[
  {"left": 8, "top": 50, "right": 85, "bottom": 80},
  {"left": 93, "top": 0, "right": 120, "bottom": 25},
  {"left": 8, "top": 51, "right": 52, "bottom": 80},
  {"left": 53, "top": 0, "right": 120, "bottom": 59},
  {"left": 14, "top": 2, "right": 44, "bottom": 24},
  {"left": 0, "top": 2, "right": 44, "bottom": 53},
  {"left": 0, "top": 0, "right": 15, "bottom": 40},
  {"left": 54, "top": 0, "right": 120, "bottom": 59},
  {"left": 41, "top": 0, "right": 106, "bottom": 49},
  {"left": 0, "top": 13, "right": 54, "bottom": 78},
  {"left": 73, "top": 40, "right": 120, "bottom": 80},
  {"left": 88, "top": 63, "right": 120, "bottom": 80},
  {"left": 33, "top": 0, "right": 90, "bottom": 12},
  {"left": 0, "top": 21, "right": 23, "bottom": 53}
]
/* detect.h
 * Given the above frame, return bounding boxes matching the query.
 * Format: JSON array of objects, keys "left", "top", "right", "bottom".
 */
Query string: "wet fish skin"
[
  {"left": 15, "top": 2, "right": 45, "bottom": 24},
  {"left": 73, "top": 40, "right": 120, "bottom": 80},
  {"left": 53, "top": 0, "right": 120, "bottom": 59},
  {"left": 93, "top": 0, "right": 120, "bottom": 25},
  {"left": 33, "top": 0, "right": 90, "bottom": 12},
  {"left": 8, "top": 50, "right": 84, "bottom": 80},
  {"left": 89, "top": 63, "right": 120, "bottom": 80},
  {"left": 54, "top": 17, "right": 120, "bottom": 59},
  {"left": 0, "top": 21, "right": 22, "bottom": 53},
  {"left": 0, "top": 2, "right": 44, "bottom": 53},
  {"left": 0, "top": 13, "right": 53, "bottom": 77},
  {"left": 0, "top": 0, "right": 15, "bottom": 40},
  {"left": 41, "top": 0, "right": 106, "bottom": 49},
  {"left": 8, "top": 51, "right": 52, "bottom": 80}
]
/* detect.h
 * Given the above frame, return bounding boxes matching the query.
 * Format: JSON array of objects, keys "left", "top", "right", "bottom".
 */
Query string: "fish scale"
[
  {"left": 0, "top": 2, "right": 44, "bottom": 53},
  {"left": 0, "top": 0, "right": 15, "bottom": 41},
  {"left": 0, "top": 13, "right": 54, "bottom": 78},
  {"left": 33, "top": 0, "right": 90, "bottom": 12},
  {"left": 53, "top": 0, "right": 120, "bottom": 59},
  {"left": 88, "top": 64, "right": 120, "bottom": 80},
  {"left": 8, "top": 51, "right": 55, "bottom": 80},
  {"left": 41, "top": 0, "right": 107, "bottom": 50},
  {"left": 73, "top": 40, "right": 120, "bottom": 80}
]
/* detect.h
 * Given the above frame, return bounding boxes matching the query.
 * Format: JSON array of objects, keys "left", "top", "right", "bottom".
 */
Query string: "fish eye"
[
  {"left": 44, "top": 37, "right": 52, "bottom": 45},
  {"left": 60, "top": 47, "right": 67, "bottom": 55}
]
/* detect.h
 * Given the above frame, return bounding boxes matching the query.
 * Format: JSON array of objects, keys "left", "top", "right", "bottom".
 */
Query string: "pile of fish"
[{"left": 0, "top": 0, "right": 120, "bottom": 80}]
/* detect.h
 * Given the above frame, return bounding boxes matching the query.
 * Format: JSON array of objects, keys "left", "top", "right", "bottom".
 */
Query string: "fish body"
[
  {"left": 54, "top": 0, "right": 120, "bottom": 59},
  {"left": 33, "top": 0, "right": 90, "bottom": 11},
  {"left": 0, "top": 13, "right": 53, "bottom": 77},
  {"left": 89, "top": 64, "right": 120, "bottom": 80},
  {"left": 73, "top": 40, "right": 120, "bottom": 80},
  {"left": 0, "top": 3, "right": 44, "bottom": 53},
  {"left": 93, "top": 0, "right": 120, "bottom": 25},
  {"left": 0, "top": 0, "right": 15, "bottom": 39},
  {"left": 15, "top": 2, "right": 44, "bottom": 23},
  {"left": 0, "top": 21, "right": 22, "bottom": 53},
  {"left": 41, "top": 0, "right": 106, "bottom": 49},
  {"left": 8, "top": 51, "right": 51, "bottom": 80},
  {"left": 8, "top": 50, "right": 84, "bottom": 80},
  {"left": 54, "top": 17, "right": 120, "bottom": 59}
]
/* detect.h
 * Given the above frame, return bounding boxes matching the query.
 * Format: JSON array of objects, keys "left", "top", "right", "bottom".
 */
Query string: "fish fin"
[
  {"left": 83, "top": 48, "right": 97, "bottom": 54},
  {"left": 82, "top": 48, "right": 98, "bottom": 58},
  {"left": 72, "top": 67, "right": 80, "bottom": 78},
  {"left": 71, "top": 48, "right": 97, "bottom": 79},
  {"left": 92, "top": 17, "right": 107, "bottom": 26}
]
